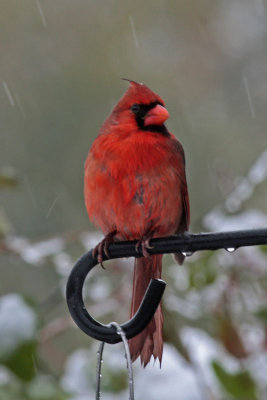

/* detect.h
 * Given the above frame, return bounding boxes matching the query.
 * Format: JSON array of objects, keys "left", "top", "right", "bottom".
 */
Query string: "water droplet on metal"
[
  {"left": 225, "top": 247, "right": 236, "bottom": 253},
  {"left": 182, "top": 251, "right": 194, "bottom": 257}
]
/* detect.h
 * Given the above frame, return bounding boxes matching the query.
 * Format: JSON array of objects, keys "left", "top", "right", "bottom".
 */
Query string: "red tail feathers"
[{"left": 129, "top": 255, "right": 163, "bottom": 367}]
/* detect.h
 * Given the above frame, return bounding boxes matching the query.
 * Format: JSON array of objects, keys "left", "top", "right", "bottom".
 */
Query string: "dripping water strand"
[
  {"left": 96, "top": 341, "right": 105, "bottom": 400},
  {"left": 110, "top": 322, "right": 134, "bottom": 400}
]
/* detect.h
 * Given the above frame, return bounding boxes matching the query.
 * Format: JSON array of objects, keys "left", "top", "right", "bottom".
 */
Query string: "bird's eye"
[{"left": 131, "top": 104, "right": 140, "bottom": 114}]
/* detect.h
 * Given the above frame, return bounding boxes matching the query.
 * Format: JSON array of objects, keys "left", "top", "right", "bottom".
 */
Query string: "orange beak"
[{"left": 144, "top": 104, "right": 170, "bottom": 126}]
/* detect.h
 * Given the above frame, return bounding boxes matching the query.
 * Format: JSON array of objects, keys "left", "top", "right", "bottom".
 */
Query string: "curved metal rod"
[
  {"left": 66, "top": 250, "right": 166, "bottom": 344},
  {"left": 66, "top": 229, "right": 267, "bottom": 343}
]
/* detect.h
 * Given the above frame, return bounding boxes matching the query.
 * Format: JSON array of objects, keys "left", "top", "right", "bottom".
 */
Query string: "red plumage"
[{"left": 84, "top": 81, "right": 190, "bottom": 366}]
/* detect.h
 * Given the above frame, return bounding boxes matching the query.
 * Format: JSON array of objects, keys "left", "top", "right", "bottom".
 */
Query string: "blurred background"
[{"left": 0, "top": 0, "right": 267, "bottom": 399}]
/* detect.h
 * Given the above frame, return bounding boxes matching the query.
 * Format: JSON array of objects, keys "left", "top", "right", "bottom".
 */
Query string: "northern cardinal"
[{"left": 84, "top": 80, "right": 190, "bottom": 366}]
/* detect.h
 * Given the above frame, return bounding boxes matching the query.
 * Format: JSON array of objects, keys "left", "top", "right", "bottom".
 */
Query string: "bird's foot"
[
  {"left": 93, "top": 229, "right": 117, "bottom": 269},
  {"left": 135, "top": 233, "right": 154, "bottom": 258}
]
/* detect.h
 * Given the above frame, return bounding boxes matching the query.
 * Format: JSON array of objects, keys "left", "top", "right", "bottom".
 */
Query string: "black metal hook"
[
  {"left": 66, "top": 250, "right": 166, "bottom": 344},
  {"left": 66, "top": 228, "right": 267, "bottom": 343}
]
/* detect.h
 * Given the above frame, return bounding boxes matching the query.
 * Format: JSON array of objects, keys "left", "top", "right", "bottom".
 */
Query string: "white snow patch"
[
  {"left": 6, "top": 236, "right": 64, "bottom": 265},
  {"left": 0, "top": 294, "right": 37, "bottom": 358},
  {"left": 53, "top": 252, "right": 73, "bottom": 276},
  {"left": 80, "top": 231, "right": 103, "bottom": 251},
  {"left": 135, "top": 344, "right": 200, "bottom": 400},
  {"left": 204, "top": 208, "right": 267, "bottom": 231}
]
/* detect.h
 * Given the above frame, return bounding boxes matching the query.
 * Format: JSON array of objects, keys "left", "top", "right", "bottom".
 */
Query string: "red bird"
[{"left": 84, "top": 80, "right": 190, "bottom": 366}]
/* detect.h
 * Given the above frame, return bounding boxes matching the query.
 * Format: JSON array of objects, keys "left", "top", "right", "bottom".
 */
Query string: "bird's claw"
[
  {"left": 135, "top": 235, "right": 154, "bottom": 258},
  {"left": 93, "top": 229, "right": 117, "bottom": 268}
]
